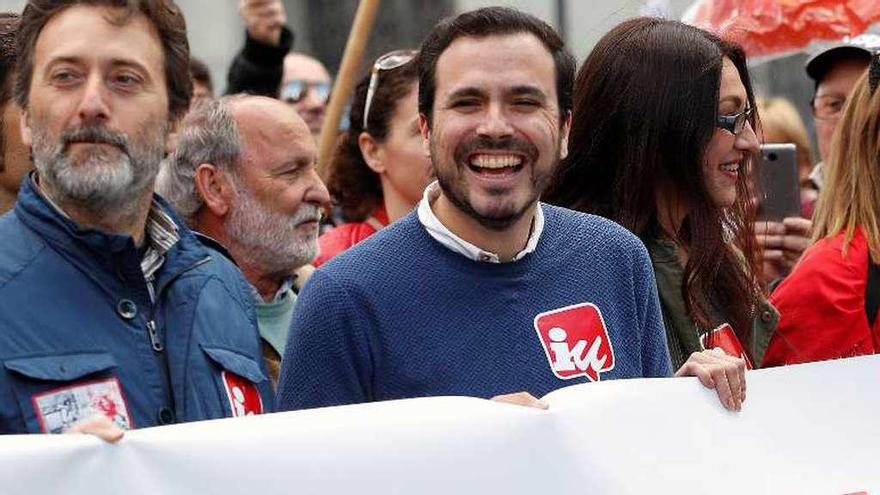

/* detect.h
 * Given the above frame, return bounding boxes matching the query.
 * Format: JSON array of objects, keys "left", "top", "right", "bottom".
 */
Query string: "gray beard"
[
  {"left": 225, "top": 178, "right": 320, "bottom": 276},
  {"left": 31, "top": 123, "right": 166, "bottom": 219}
]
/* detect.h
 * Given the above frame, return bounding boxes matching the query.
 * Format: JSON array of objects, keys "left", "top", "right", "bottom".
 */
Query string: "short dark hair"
[
  {"left": 327, "top": 55, "right": 418, "bottom": 221},
  {"left": 417, "top": 6, "right": 574, "bottom": 126},
  {"left": 15, "top": 0, "right": 192, "bottom": 119}
]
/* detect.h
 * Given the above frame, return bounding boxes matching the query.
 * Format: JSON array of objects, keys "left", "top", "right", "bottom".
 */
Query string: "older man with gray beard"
[
  {"left": 158, "top": 94, "right": 330, "bottom": 387},
  {"left": 0, "top": 0, "right": 274, "bottom": 439}
]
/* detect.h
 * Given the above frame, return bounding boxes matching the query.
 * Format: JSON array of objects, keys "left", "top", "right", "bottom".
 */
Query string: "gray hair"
[{"left": 157, "top": 95, "right": 245, "bottom": 220}]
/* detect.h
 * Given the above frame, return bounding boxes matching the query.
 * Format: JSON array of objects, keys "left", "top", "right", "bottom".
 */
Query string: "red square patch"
[
  {"left": 534, "top": 303, "right": 615, "bottom": 381},
  {"left": 222, "top": 371, "right": 263, "bottom": 417},
  {"left": 700, "top": 323, "right": 754, "bottom": 369}
]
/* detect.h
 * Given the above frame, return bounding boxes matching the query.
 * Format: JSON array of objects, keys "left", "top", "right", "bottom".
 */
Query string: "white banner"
[{"left": 1, "top": 355, "right": 878, "bottom": 494}]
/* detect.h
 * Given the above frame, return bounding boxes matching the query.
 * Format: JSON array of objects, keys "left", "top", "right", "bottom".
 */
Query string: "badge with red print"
[
  {"left": 700, "top": 323, "right": 754, "bottom": 369},
  {"left": 222, "top": 371, "right": 263, "bottom": 417},
  {"left": 31, "top": 378, "right": 133, "bottom": 433},
  {"left": 533, "top": 302, "right": 616, "bottom": 381}
]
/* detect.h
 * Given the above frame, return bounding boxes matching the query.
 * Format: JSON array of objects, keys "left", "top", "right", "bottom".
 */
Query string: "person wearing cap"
[
  {"left": 806, "top": 34, "right": 880, "bottom": 182},
  {"left": 764, "top": 60, "right": 880, "bottom": 366},
  {"left": 750, "top": 37, "right": 880, "bottom": 285}
]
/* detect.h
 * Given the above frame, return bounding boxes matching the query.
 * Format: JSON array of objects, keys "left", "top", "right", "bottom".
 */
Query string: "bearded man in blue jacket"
[{"left": 0, "top": 0, "right": 273, "bottom": 437}]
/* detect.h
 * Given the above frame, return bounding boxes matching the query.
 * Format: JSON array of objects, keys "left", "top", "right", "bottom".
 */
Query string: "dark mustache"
[
  {"left": 453, "top": 137, "right": 537, "bottom": 164},
  {"left": 61, "top": 125, "right": 129, "bottom": 153}
]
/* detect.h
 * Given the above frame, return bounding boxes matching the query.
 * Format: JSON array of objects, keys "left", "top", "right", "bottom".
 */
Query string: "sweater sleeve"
[
  {"left": 633, "top": 241, "right": 674, "bottom": 377},
  {"left": 224, "top": 27, "right": 293, "bottom": 97},
  {"left": 275, "top": 269, "right": 374, "bottom": 411}
]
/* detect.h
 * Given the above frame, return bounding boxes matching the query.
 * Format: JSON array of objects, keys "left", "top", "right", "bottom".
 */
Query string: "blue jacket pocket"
[{"left": 4, "top": 352, "right": 128, "bottom": 433}]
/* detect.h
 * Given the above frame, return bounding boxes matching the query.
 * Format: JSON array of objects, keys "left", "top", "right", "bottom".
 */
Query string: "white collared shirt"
[{"left": 416, "top": 181, "right": 544, "bottom": 263}]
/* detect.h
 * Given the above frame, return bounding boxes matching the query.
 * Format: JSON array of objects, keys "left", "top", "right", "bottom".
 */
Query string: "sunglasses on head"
[
  {"left": 281, "top": 79, "right": 331, "bottom": 105},
  {"left": 362, "top": 49, "right": 418, "bottom": 130}
]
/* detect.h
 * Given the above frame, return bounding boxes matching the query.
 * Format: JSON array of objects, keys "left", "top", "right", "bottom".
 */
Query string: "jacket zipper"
[{"left": 148, "top": 255, "right": 211, "bottom": 421}]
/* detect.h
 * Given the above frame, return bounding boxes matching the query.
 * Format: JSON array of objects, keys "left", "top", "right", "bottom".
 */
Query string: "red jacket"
[
  {"left": 764, "top": 228, "right": 880, "bottom": 366},
  {"left": 314, "top": 207, "right": 389, "bottom": 267}
]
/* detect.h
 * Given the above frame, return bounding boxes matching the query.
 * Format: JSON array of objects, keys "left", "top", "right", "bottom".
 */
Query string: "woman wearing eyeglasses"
[
  {"left": 546, "top": 18, "right": 776, "bottom": 394},
  {"left": 315, "top": 50, "right": 433, "bottom": 267}
]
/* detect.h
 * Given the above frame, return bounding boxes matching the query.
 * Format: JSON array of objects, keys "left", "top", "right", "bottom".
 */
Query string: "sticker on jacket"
[
  {"left": 31, "top": 378, "right": 133, "bottom": 434},
  {"left": 222, "top": 371, "right": 263, "bottom": 417},
  {"left": 700, "top": 323, "right": 754, "bottom": 369},
  {"left": 534, "top": 302, "right": 616, "bottom": 381}
]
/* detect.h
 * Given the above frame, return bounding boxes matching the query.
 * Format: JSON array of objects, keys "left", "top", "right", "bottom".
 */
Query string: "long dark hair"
[
  {"left": 545, "top": 17, "right": 761, "bottom": 350},
  {"left": 326, "top": 55, "right": 418, "bottom": 221}
]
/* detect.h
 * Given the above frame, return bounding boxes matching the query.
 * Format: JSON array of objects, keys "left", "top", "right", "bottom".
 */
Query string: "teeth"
[
  {"left": 720, "top": 162, "right": 739, "bottom": 172},
  {"left": 470, "top": 154, "right": 523, "bottom": 169}
]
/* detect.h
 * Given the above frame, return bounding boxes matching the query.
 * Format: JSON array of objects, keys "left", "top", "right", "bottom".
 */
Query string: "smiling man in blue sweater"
[{"left": 277, "top": 7, "right": 742, "bottom": 412}]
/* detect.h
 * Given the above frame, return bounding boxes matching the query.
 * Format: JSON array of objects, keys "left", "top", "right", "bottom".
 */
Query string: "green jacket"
[{"left": 646, "top": 238, "right": 777, "bottom": 370}]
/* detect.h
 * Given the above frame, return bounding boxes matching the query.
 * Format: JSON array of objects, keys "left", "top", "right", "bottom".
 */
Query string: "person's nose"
[
  {"left": 301, "top": 86, "right": 327, "bottom": 113},
  {"left": 736, "top": 120, "right": 759, "bottom": 154},
  {"left": 75, "top": 73, "right": 111, "bottom": 125},
  {"left": 304, "top": 169, "right": 331, "bottom": 209},
  {"left": 475, "top": 102, "right": 513, "bottom": 140}
]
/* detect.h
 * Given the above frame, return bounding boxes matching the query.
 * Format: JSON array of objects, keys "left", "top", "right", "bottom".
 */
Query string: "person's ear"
[
  {"left": 164, "top": 117, "right": 182, "bottom": 157},
  {"left": 418, "top": 113, "right": 431, "bottom": 159},
  {"left": 194, "top": 164, "right": 234, "bottom": 217},
  {"left": 19, "top": 108, "right": 32, "bottom": 149},
  {"left": 358, "top": 131, "right": 386, "bottom": 174},
  {"left": 558, "top": 110, "right": 572, "bottom": 160}
]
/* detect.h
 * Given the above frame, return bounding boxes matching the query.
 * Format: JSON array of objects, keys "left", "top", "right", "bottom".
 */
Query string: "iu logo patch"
[
  {"left": 700, "top": 323, "right": 753, "bottom": 369},
  {"left": 31, "top": 378, "right": 133, "bottom": 434},
  {"left": 534, "top": 303, "right": 615, "bottom": 381},
  {"left": 222, "top": 371, "right": 263, "bottom": 417}
]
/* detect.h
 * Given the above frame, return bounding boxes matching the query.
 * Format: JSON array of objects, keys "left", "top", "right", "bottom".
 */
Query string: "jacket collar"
[{"left": 15, "top": 173, "right": 209, "bottom": 289}]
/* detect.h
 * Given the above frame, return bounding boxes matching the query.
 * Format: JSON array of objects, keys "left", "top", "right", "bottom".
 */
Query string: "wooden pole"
[{"left": 317, "top": 0, "right": 381, "bottom": 180}]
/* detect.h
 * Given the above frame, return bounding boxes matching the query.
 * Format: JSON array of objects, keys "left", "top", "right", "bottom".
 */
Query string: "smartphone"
[{"left": 756, "top": 143, "right": 800, "bottom": 221}]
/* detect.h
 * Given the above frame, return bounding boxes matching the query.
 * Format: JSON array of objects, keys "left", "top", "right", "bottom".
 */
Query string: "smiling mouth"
[
  {"left": 720, "top": 162, "right": 739, "bottom": 173},
  {"left": 467, "top": 153, "right": 524, "bottom": 175}
]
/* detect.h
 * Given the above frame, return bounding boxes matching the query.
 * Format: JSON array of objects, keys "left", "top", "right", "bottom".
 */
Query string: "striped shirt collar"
[
  {"left": 141, "top": 202, "right": 180, "bottom": 279},
  {"left": 416, "top": 181, "right": 544, "bottom": 263}
]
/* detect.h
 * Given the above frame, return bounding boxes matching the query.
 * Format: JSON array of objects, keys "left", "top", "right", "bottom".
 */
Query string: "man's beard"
[
  {"left": 226, "top": 177, "right": 321, "bottom": 277},
  {"left": 31, "top": 122, "right": 166, "bottom": 217}
]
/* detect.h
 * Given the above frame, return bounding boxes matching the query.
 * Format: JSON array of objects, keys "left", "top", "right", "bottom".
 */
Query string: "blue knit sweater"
[{"left": 276, "top": 205, "right": 671, "bottom": 410}]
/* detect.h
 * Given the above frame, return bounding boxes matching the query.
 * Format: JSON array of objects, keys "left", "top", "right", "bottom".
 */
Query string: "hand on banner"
[
  {"left": 490, "top": 391, "right": 549, "bottom": 410},
  {"left": 65, "top": 415, "right": 125, "bottom": 443},
  {"left": 675, "top": 348, "right": 746, "bottom": 412},
  {"left": 756, "top": 217, "right": 812, "bottom": 283},
  {"left": 239, "top": 0, "right": 287, "bottom": 47}
]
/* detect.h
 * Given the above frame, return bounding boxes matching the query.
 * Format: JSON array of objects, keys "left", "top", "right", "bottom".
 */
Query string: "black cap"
[{"left": 805, "top": 34, "right": 880, "bottom": 82}]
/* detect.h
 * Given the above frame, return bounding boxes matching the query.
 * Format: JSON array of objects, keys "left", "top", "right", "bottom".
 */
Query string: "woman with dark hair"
[
  {"left": 315, "top": 50, "right": 433, "bottom": 266},
  {"left": 547, "top": 18, "right": 776, "bottom": 396}
]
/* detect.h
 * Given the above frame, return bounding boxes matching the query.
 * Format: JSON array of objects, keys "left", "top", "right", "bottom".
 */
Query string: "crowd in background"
[{"left": 0, "top": 0, "right": 877, "bottom": 442}]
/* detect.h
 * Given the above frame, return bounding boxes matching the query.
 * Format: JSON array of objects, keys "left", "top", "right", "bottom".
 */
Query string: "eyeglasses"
[
  {"left": 281, "top": 79, "right": 331, "bottom": 105},
  {"left": 716, "top": 105, "right": 753, "bottom": 136},
  {"left": 362, "top": 49, "right": 417, "bottom": 130},
  {"left": 811, "top": 94, "right": 847, "bottom": 120}
]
